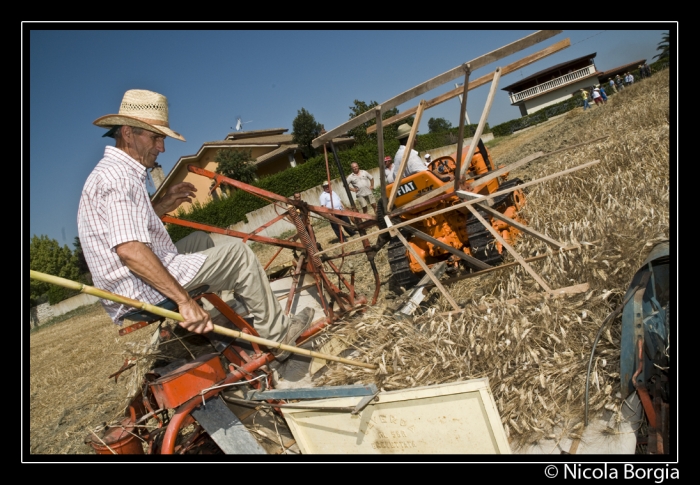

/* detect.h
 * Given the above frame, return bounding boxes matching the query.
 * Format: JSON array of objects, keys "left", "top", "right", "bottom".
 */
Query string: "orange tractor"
[{"left": 381, "top": 140, "right": 526, "bottom": 289}]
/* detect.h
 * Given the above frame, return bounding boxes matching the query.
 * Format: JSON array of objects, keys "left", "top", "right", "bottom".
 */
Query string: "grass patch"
[{"left": 484, "top": 134, "right": 513, "bottom": 150}]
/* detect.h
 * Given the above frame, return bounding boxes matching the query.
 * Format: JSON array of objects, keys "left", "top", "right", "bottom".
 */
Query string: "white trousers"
[{"left": 175, "top": 231, "right": 290, "bottom": 342}]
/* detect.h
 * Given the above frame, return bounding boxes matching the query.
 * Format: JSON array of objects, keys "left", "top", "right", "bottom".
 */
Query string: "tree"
[
  {"left": 214, "top": 149, "right": 257, "bottom": 185},
  {"left": 30, "top": 235, "right": 81, "bottom": 306},
  {"left": 428, "top": 117, "right": 453, "bottom": 133},
  {"left": 292, "top": 108, "right": 323, "bottom": 159},
  {"left": 653, "top": 32, "right": 670, "bottom": 62},
  {"left": 73, "top": 236, "right": 92, "bottom": 284},
  {"left": 347, "top": 100, "right": 402, "bottom": 145}
]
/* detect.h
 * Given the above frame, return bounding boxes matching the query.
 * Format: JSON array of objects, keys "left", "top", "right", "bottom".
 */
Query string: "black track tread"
[
  {"left": 387, "top": 237, "right": 418, "bottom": 289},
  {"left": 465, "top": 178, "right": 524, "bottom": 267}
]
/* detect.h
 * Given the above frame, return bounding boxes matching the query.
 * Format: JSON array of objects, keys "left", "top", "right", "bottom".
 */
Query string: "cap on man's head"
[
  {"left": 93, "top": 89, "right": 185, "bottom": 142},
  {"left": 425, "top": 154, "right": 431, "bottom": 159},
  {"left": 322, "top": 181, "right": 329, "bottom": 187},
  {"left": 384, "top": 156, "right": 392, "bottom": 163}
]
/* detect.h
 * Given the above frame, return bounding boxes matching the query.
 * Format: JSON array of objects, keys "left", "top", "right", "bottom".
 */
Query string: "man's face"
[
  {"left": 293, "top": 193, "right": 301, "bottom": 201},
  {"left": 351, "top": 163, "right": 359, "bottom": 174},
  {"left": 130, "top": 127, "right": 165, "bottom": 168}
]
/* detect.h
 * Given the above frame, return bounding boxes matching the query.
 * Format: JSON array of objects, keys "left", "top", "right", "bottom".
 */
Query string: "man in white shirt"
[
  {"left": 78, "top": 89, "right": 313, "bottom": 362},
  {"left": 392, "top": 123, "right": 427, "bottom": 183},
  {"left": 319, "top": 181, "right": 356, "bottom": 241}
]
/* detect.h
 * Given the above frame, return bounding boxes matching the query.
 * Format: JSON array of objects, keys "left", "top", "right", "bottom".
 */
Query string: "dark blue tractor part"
[
  {"left": 620, "top": 241, "right": 670, "bottom": 398},
  {"left": 619, "top": 240, "right": 670, "bottom": 454}
]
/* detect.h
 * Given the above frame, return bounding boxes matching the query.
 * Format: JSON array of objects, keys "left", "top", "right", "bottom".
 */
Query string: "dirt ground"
[{"left": 27, "top": 71, "right": 671, "bottom": 457}]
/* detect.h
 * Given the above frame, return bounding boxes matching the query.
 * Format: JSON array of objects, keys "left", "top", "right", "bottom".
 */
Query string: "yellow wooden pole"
[{"left": 29, "top": 270, "right": 378, "bottom": 371}]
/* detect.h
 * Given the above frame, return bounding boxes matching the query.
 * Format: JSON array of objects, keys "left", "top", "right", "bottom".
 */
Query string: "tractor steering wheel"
[{"left": 430, "top": 157, "right": 454, "bottom": 176}]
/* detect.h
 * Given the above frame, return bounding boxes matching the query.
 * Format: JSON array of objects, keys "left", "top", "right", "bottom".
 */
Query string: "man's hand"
[
  {"left": 115, "top": 240, "right": 213, "bottom": 334},
  {"left": 177, "top": 298, "right": 214, "bottom": 334},
  {"left": 152, "top": 182, "right": 197, "bottom": 217}
]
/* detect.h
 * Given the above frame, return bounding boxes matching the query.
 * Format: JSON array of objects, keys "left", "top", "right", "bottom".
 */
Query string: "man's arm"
[
  {"left": 115, "top": 241, "right": 213, "bottom": 334},
  {"left": 152, "top": 182, "right": 197, "bottom": 218}
]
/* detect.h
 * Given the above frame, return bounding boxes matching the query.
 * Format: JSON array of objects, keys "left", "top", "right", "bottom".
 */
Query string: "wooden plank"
[
  {"left": 453, "top": 65, "right": 472, "bottom": 192},
  {"left": 464, "top": 204, "right": 552, "bottom": 293},
  {"left": 465, "top": 152, "right": 544, "bottom": 191},
  {"left": 464, "top": 135, "right": 609, "bottom": 191},
  {"left": 387, "top": 100, "right": 426, "bottom": 211},
  {"left": 437, "top": 282, "right": 590, "bottom": 315},
  {"left": 403, "top": 150, "right": 542, "bottom": 211},
  {"left": 375, "top": 106, "right": 388, "bottom": 210},
  {"left": 482, "top": 283, "right": 589, "bottom": 310},
  {"left": 401, "top": 224, "right": 492, "bottom": 271},
  {"left": 458, "top": 67, "right": 501, "bottom": 179},
  {"left": 311, "top": 30, "right": 563, "bottom": 147},
  {"left": 388, "top": 217, "right": 461, "bottom": 311},
  {"left": 457, "top": 195, "right": 567, "bottom": 249},
  {"left": 404, "top": 132, "right": 608, "bottom": 211},
  {"left": 366, "top": 38, "right": 571, "bottom": 135},
  {"left": 436, "top": 245, "right": 583, "bottom": 289},
  {"left": 315, "top": 159, "right": 600, "bottom": 257}
]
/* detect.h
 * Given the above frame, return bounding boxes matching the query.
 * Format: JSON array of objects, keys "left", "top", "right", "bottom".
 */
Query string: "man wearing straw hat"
[
  {"left": 392, "top": 123, "right": 427, "bottom": 182},
  {"left": 78, "top": 89, "right": 313, "bottom": 362}
]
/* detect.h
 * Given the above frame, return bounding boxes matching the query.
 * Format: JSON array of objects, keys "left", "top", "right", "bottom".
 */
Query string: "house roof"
[
  {"left": 254, "top": 145, "right": 299, "bottom": 165},
  {"left": 501, "top": 53, "right": 598, "bottom": 92},
  {"left": 597, "top": 60, "right": 647, "bottom": 79},
  {"left": 211, "top": 134, "right": 295, "bottom": 146},
  {"left": 225, "top": 128, "right": 288, "bottom": 140},
  {"left": 151, "top": 131, "right": 356, "bottom": 200}
]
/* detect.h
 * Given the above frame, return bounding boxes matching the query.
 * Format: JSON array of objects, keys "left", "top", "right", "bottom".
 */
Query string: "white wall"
[{"left": 523, "top": 78, "right": 597, "bottom": 115}]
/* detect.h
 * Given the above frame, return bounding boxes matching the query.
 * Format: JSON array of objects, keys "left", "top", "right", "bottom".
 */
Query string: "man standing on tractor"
[
  {"left": 77, "top": 89, "right": 313, "bottom": 363},
  {"left": 384, "top": 156, "right": 395, "bottom": 184},
  {"left": 392, "top": 123, "right": 427, "bottom": 182}
]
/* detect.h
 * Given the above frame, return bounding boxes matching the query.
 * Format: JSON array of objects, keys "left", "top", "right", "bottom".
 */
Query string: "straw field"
[{"left": 27, "top": 70, "right": 670, "bottom": 455}]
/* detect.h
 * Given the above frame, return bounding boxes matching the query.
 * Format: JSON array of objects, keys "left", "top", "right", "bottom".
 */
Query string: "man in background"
[
  {"left": 319, "top": 181, "right": 356, "bottom": 242},
  {"left": 347, "top": 162, "right": 376, "bottom": 214}
]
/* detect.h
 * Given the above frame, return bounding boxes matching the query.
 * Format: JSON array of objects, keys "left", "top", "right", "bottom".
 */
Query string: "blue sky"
[{"left": 26, "top": 24, "right": 674, "bottom": 248}]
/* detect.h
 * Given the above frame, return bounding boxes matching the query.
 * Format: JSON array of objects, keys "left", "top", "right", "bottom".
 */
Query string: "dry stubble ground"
[{"left": 28, "top": 71, "right": 671, "bottom": 455}]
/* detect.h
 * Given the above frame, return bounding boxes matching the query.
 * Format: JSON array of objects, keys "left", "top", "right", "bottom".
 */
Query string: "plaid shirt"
[{"left": 77, "top": 146, "right": 206, "bottom": 324}]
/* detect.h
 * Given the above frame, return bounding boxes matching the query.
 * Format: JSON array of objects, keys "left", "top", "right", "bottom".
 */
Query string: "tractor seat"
[{"left": 121, "top": 285, "right": 210, "bottom": 322}]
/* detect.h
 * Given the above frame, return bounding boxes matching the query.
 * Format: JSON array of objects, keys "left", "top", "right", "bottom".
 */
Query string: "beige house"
[{"left": 151, "top": 128, "right": 353, "bottom": 208}]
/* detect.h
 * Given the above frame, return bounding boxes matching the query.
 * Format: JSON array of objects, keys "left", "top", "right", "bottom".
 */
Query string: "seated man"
[
  {"left": 78, "top": 89, "right": 313, "bottom": 362},
  {"left": 392, "top": 123, "right": 427, "bottom": 182},
  {"left": 319, "top": 181, "right": 356, "bottom": 241}
]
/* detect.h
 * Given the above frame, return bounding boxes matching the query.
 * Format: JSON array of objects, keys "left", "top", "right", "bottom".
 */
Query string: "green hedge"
[
  {"left": 164, "top": 121, "right": 541, "bottom": 242},
  {"left": 167, "top": 136, "right": 443, "bottom": 242}
]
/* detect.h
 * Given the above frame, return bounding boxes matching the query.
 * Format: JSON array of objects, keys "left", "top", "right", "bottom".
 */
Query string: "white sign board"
[{"left": 282, "top": 378, "right": 510, "bottom": 454}]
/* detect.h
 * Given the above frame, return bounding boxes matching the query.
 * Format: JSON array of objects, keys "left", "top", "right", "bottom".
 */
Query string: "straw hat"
[
  {"left": 322, "top": 181, "right": 329, "bottom": 187},
  {"left": 396, "top": 123, "right": 414, "bottom": 140},
  {"left": 93, "top": 89, "right": 185, "bottom": 141}
]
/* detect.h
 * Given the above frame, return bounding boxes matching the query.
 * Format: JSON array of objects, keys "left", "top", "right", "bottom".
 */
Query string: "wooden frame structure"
[{"left": 311, "top": 30, "right": 603, "bottom": 309}]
